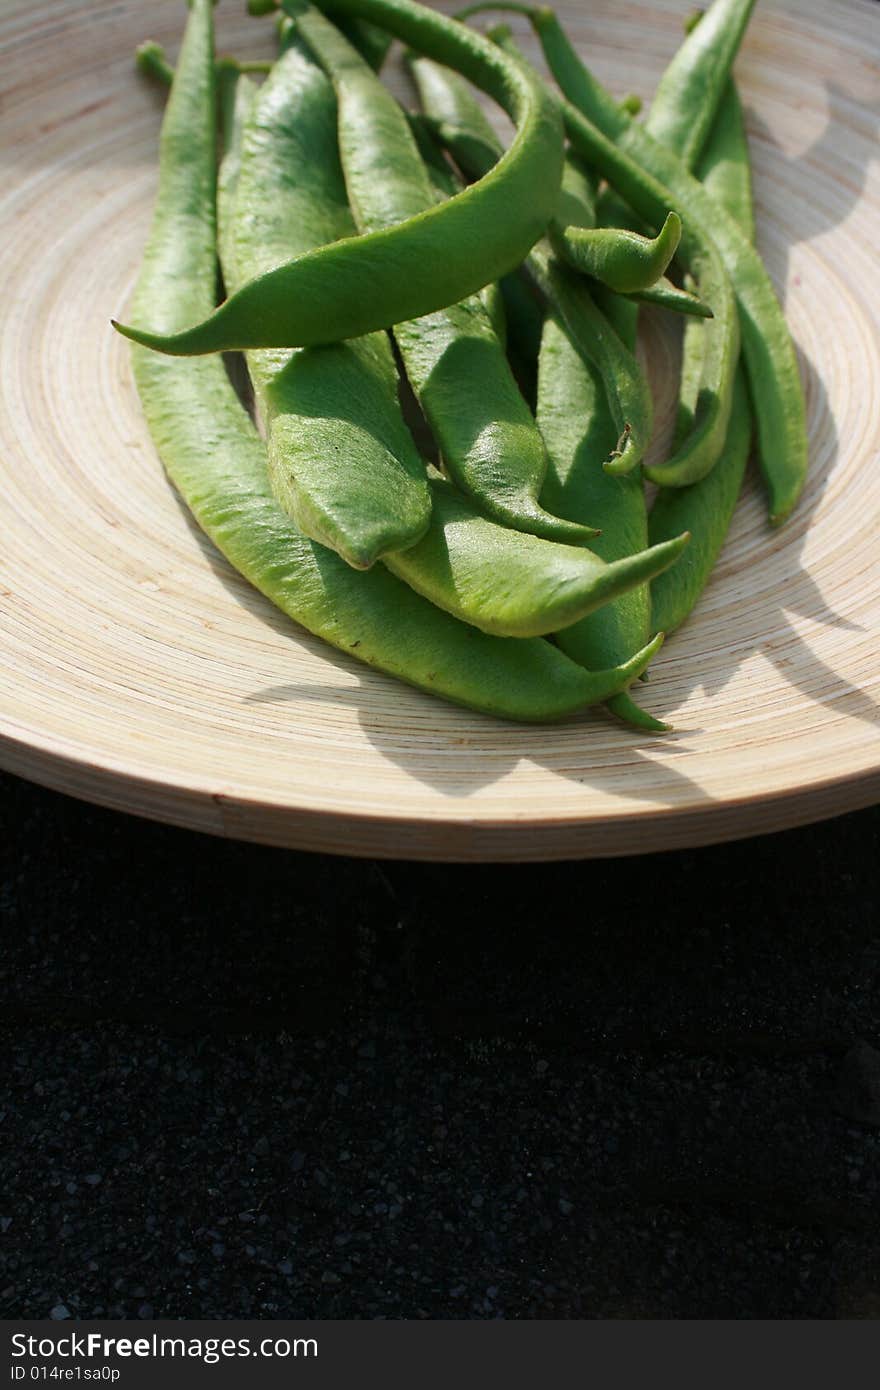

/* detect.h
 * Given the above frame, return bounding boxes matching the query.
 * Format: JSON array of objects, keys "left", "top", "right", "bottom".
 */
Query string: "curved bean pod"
[
  {"left": 405, "top": 113, "right": 509, "bottom": 353},
  {"left": 555, "top": 190, "right": 712, "bottom": 320},
  {"left": 644, "top": 0, "right": 755, "bottom": 501},
  {"left": 412, "top": 47, "right": 653, "bottom": 476},
  {"left": 384, "top": 474, "right": 688, "bottom": 638},
  {"left": 112, "top": 0, "right": 565, "bottom": 356},
  {"left": 503, "top": 3, "right": 806, "bottom": 522},
  {"left": 551, "top": 154, "right": 685, "bottom": 305},
  {"left": 133, "top": 0, "right": 666, "bottom": 723},
  {"left": 295, "top": 5, "right": 590, "bottom": 543},
  {"left": 478, "top": 15, "right": 740, "bottom": 491},
  {"left": 411, "top": 57, "right": 704, "bottom": 321},
  {"left": 406, "top": 55, "right": 546, "bottom": 391},
  {"left": 631, "top": 277, "right": 713, "bottom": 319},
  {"left": 555, "top": 185, "right": 711, "bottom": 323},
  {"left": 551, "top": 210, "right": 681, "bottom": 295}
]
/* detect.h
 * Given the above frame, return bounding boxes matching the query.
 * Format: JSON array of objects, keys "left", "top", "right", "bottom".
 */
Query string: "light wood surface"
[{"left": 1, "top": 0, "right": 878, "bottom": 860}]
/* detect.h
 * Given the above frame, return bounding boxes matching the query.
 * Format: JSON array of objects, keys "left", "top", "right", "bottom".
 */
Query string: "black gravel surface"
[{"left": 1, "top": 772, "right": 878, "bottom": 1320}]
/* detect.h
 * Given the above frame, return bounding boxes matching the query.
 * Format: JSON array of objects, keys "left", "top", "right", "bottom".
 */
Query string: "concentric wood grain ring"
[{"left": 0, "top": 0, "right": 878, "bottom": 860}]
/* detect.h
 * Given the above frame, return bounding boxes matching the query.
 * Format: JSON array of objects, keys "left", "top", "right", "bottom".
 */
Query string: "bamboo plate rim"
[{"left": 1, "top": 723, "right": 879, "bottom": 861}]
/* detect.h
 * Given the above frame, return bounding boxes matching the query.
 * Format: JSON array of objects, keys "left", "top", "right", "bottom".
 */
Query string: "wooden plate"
[{"left": 1, "top": 0, "right": 878, "bottom": 860}]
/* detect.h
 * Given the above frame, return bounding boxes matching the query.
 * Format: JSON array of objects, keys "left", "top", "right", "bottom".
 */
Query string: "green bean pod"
[
  {"left": 631, "top": 277, "right": 713, "bottom": 319},
  {"left": 538, "top": 151, "right": 666, "bottom": 728},
  {"left": 672, "top": 82, "right": 755, "bottom": 452},
  {"left": 222, "top": 39, "right": 431, "bottom": 570},
  {"left": 137, "top": 49, "right": 255, "bottom": 291},
  {"left": 406, "top": 113, "right": 507, "bottom": 345},
  {"left": 216, "top": 66, "right": 257, "bottom": 292},
  {"left": 537, "top": 315, "right": 672, "bottom": 732},
  {"left": 650, "top": 372, "right": 751, "bottom": 635},
  {"left": 643, "top": 0, "right": 755, "bottom": 499},
  {"left": 484, "top": 27, "right": 655, "bottom": 476},
  {"left": 689, "top": 78, "right": 755, "bottom": 244},
  {"left": 412, "top": 52, "right": 666, "bottom": 727},
  {"left": 113, "top": 0, "right": 565, "bottom": 356},
  {"left": 551, "top": 149, "right": 681, "bottom": 300},
  {"left": 649, "top": 73, "right": 756, "bottom": 634},
  {"left": 132, "top": 0, "right": 668, "bottom": 724},
  {"left": 508, "top": 4, "right": 806, "bottom": 522},
  {"left": 476, "top": 15, "right": 740, "bottom": 491},
  {"left": 551, "top": 210, "right": 681, "bottom": 295},
  {"left": 645, "top": 0, "right": 757, "bottom": 171},
  {"left": 411, "top": 52, "right": 652, "bottom": 476},
  {"left": 673, "top": 280, "right": 707, "bottom": 448},
  {"left": 411, "top": 59, "right": 703, "bottom": 323},
  {"left": 587, "top": 183, "right": 697, "bottom": 336},
  {"left": 590, "top": 188, "right": 640, "bottom": 349},
  {"left": 527, "top": 246, "right": 652, "bottom": 477},
  {"left": 228, "top": 39, "right": 683, "bottom": 638},
  {"left": 406, "top": 54, "right": 547, "bottom": 390},
  {"left": 384, "top": 474, "right": 688, "bottom": 638},
  {"left": 248, "top": 0, "right": 394, "bottom": 68},
  {"left": 294, "top": 6, "right": 588, "bottom": 543}
]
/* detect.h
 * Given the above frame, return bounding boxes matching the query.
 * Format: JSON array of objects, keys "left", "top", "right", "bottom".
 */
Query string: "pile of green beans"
[{"left": 121, "top": 0, "right": 807, "bottom": 730}]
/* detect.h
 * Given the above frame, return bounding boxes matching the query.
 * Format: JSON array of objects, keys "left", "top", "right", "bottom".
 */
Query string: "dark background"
[{"left": 1, "top": 772, "right": 878, "bottom": 1320}]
